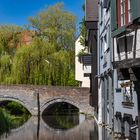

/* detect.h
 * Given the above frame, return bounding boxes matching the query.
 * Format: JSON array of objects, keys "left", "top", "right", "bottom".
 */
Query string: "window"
[
  {"left": 120, "top": 0, "right": 125, "bottom": 26},
  {"left": 100, "top": 38, "right": 103, "bottom": 58},
  {"left": 100, "top": 2, "right": 103, "bottom": 24},
  {"left": 107, "top": 25, "right": 110, "bottom": 48},
  {"left": 117, "top": 0, "right": 131, "bottom": 27},
  {"left": 104, "top": 35, "right": 107, "bottom": 52},
  {"left": 120, "top": 80, "right": 133, "bottom": 103},
  {"left": 128, "top": 0, "right": 132, "bottom": 22}
]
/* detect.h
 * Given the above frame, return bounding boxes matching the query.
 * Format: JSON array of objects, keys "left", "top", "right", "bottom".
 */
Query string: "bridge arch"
[
  {"left": 0, "top": 86, "right": 94, "bottom": 116},
  {"left": 0, "top": 97, "right": 32, "bottom": 115},
  {"left": 40, "top": 97, "right": 84, "bottom": 115}
]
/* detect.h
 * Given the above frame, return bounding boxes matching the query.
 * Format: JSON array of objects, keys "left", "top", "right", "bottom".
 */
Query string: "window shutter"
[
  {"left": 125, "top": 0, "right": 129, "bottom": 24},
  {"left": 111, "top": 0, "right": 117, "bottom": 31},
  {"left": 117, "top": 0, "right": 121, "bottom": 27}
]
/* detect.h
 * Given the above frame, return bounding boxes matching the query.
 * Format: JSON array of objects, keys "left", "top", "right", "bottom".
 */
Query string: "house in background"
[
  {"left": 75, "top": 37, "right": 91, "bottom": 88},
  {"left": 8, "top": 30, "right": 36, "bottom": 49},
  {"left": 19, "top": 30, "right": 36, "bottom": 46}
]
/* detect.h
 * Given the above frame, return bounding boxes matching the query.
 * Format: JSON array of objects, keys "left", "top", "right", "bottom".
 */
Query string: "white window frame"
[
  {"left": 120, "top": 0, "right": 126, "bottom": 26},
  {"left": 128, "top": 0, "right": 132, "bottom": 23}
]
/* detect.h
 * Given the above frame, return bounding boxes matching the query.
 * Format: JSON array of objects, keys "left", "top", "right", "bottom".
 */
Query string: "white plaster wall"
[
  {"left": 75, "top": 37, "right": 90, "bottom": 88},
  {"left": 114, "top": 70, "right": 138, "bottom": 120},
  {"left": 136, "top": 30, "right": 140, "bottom": 58},
  {"left": 83, "top": 65, "right": 91, "bottom": 74},
  {"left": 114, "top": 38, "right": 118, "bottom": 61},
  {"left": 98, "top": 79, "right": 103, "bottom": 124},
  {"left": 114, "top": 29, "right": 140, "bottom": 61},
  {"left": 98, "top": 4, "right": 111, "bottom": 74},
  {"left": 98, "top": 2, "right": 112, "bottom": 125},
  {"left": 100, "top": 50, "right": 111, "bottom": 74}
]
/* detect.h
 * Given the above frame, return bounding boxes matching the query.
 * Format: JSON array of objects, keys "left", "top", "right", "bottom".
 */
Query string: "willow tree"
[
  {"left": 28, "top": 3, "right": 76, "bottom": 51},
  {"left": 0, "top": 3, "right": 78, "bottom": 86},
  {"left": 0, "top": 25, "right": 23, "bottom": 84},
  {"left": 26, "top": 3, "right": 77, "bottom": 86},
  {"left": 0, "top": 25, "right": 23, "bottom": 55},
  {"left": 11, "top": 38, "right": 53, "bottom": 84}
]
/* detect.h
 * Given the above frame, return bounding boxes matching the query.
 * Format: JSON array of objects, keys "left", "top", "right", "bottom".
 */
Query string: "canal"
[
  {"left": 0, "top": 101, "right": 99, "bottom": 140},
  {"left": 0, "top": 101, "right": 138, "bottom": 140}
]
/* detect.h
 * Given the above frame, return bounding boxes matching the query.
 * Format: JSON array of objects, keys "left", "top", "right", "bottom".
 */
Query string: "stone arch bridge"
[{"left": 0, "top": 85, "right": 94, "bottom": 116}]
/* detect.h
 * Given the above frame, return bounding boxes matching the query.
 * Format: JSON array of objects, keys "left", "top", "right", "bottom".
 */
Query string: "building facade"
[
  {"left": 75, "top": 37, "right": 91, "bottom": 87},
  {"left": 111, "top": 0, "right": 140, "bottom": 138},
  {"left": 85, "top": 0, "right": 98, "bottom": 110},
  {"left": 85, "top": 0, "right": 140, "bottom": 139},
  {"left": 98, "top": 0, "right": 114, "bottom": 131}
]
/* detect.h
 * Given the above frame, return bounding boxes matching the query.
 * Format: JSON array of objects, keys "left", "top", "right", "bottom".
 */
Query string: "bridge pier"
[{"left": 31, "top": 91, "right": 40, "bottom": 116}]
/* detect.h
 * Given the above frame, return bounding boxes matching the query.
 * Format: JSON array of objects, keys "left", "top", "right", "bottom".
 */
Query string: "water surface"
[{"left": 0, "top": 115, "right": 98, "bottom": 140}]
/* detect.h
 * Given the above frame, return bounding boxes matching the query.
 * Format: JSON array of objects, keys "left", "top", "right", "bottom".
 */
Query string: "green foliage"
[
  {"left": 76, "top": 49, "right": 89, "bottom": 62},
  {"left": 79, "top": 4, "right": 87, "bottom": 47},
  {"left": 6, "top": 102, "right": 30, "bottom": 115},
  {"left": 0, "top": 107, "right": 30, "bottom": 136},
  {"left": 77, "top": 49, "right": 88, "bottom": 57},
  {"left": 0, "top": 108, "right": 12, "bottom": 135},
  {"left": 0, "top": 3, "right": 77, "bottom": 86},
  {"left": 28, "top": 3, "right": 76, "bottom": 51},
  {"left": 0, "top": 25, "right": 23, "bottom": 55},
  {"left": 67, "top": 70, "right": 78, "bottom": 86}
]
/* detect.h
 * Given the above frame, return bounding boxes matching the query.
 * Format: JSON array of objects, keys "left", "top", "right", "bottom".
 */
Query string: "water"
[
  {"left": 1, "top": 114, "right": 138, "bottom": 140},
  {"left": 0, "top": 114, "right": 99, "bottom": 140}
]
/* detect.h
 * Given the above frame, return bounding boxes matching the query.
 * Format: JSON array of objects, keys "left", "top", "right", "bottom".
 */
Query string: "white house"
[{"left": 75, "top": 37, "right": 90, "bottom": 88}]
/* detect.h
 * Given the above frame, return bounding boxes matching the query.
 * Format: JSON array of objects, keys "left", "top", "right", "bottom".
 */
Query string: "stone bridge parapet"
[{"left": 0, "top": 85, "right": 94, "bottom": 116}]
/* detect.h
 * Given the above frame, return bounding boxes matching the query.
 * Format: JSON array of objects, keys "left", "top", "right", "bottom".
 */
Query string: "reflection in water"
[
  {"left": 42, "top": 102, "right": 80, "bottom": 130},
  {"left": 42, "top": 115, "right": 79, "bottom": 130},
  {"left": 0, "top": 114, "right": 30, "bottom": 138},
  {"left": 0, "top": 116, "right": 97, "bottom": 140},
  {"left": 1, "top": 115, "right": 139, "bottom": 140}
]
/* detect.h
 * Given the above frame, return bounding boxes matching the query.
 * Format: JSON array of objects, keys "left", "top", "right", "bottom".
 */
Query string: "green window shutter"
[
  {"left": 131, "top": 0, "right": 140, "bottom": 21},
  {"left": 111, "top": 0, "right": 117, "bottom": 31}
]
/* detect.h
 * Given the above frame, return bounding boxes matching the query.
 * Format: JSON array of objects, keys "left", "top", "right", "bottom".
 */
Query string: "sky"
[{"left": 0, "top": 0, "right": 84, "bottom": 33}]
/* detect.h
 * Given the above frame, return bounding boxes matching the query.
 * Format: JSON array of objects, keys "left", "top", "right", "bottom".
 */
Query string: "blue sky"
[{"left": 0, "top": 0, "right": 84, "bottom": 32}]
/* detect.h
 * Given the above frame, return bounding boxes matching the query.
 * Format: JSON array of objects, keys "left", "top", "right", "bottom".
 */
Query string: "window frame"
[{"left": 117, "top": 0, "right": 131, "bottom": 27}]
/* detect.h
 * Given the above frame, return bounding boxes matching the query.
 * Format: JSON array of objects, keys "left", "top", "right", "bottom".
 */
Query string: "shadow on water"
[
  {"left": 42, "top": 115, "right": 79, "bottom": 130},
  {"left": 42, "top": 102, "right": 79, "bottom": 130}
]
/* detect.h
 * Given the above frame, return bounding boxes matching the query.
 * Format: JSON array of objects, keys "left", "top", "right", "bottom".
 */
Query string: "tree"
[
  {"left": 79, "top": 4, "right": 87, "bottom": 47},
  {"left": 28, "top": 3, "right": 76, "bottom": 51},
  {"left": 0, "top": 25, "right": 23, "bottom": 84},
  {"left": 0, "top": 25, "right": 23, "bottom": 55},
  {"left": 0, "top": 3, "right": 78, "bottom": 86}
]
